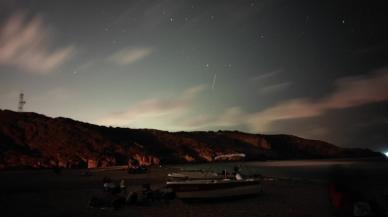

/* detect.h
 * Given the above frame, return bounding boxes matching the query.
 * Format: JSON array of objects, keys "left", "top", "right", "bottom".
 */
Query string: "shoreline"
[
  {"left": 0, "top": 165, "right": 334, "bottom": 217},
  {"left": 0, "top": 156, "right": 386, "bottom": 171},
  {"left": 1, "top": 160, "right": 387, "bottom": 217}
]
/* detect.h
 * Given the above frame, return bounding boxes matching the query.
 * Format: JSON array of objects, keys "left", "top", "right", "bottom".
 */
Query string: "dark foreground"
[
  {"left": 0, "top": 166, "right": 331, "bottom": 217},
  {"left": 0, "top": 160, "right": 387, "bottom": 217}
]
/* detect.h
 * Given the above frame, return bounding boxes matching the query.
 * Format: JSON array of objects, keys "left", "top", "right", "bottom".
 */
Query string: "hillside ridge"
[{"left": 0, "top": 109, "right": 382, "bottom": 169}]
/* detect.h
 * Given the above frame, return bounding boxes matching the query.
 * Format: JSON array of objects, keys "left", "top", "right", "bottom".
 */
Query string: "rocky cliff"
[{"left": 0, "top": 110, "right": 383, "bottom": 169}]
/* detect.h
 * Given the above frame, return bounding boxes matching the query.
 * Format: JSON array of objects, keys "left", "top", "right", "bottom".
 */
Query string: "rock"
[{"left": 0, "top": 109, "right": 384, "bottom": 169}]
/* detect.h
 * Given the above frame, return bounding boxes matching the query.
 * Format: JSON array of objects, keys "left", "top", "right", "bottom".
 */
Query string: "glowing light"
[{"left": 385, "top": 152, "right": 388, "bottom": 157}]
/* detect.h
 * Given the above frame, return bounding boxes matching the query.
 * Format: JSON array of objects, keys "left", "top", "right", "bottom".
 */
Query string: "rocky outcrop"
[{"left": 0, "top": 110, "right": 384, "bottom": 169}]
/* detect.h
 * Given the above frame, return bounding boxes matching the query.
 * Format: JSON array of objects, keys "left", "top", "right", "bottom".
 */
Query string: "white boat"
[
  {"left": 168, "top": 170, "right": 221, "bottom": 180},
  {"left": 166, "top": 178, "right": 262, "bottom": 200},
  {"left": 166, "top": 153, "right": 262, "bottom": 200},
  {"left": 167, "top": 153, "right": 248, "bottom": 181}
]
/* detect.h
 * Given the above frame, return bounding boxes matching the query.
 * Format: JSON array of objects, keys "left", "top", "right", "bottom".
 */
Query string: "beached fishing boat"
[
  {"left": 167, "top": 178, "right": 262, "bottom": 199},
  {"left": 168, "top": 169, "right": 221, "bottom": 180},
  {"left": 167, "top": 153, "right": 248, "bottom": 181},
  {"left": 166, "top": 153, "right": 262, "bottom": 200}
]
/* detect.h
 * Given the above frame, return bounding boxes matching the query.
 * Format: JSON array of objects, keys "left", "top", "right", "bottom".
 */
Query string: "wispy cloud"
[
  {"left": 257, "top": 81, "right": 292, "bottom": 95},
  {"left": 248, "top": 99, "right": 321, "bottom": 130},
  {"left": 249, "top": 68, "right": 388, "bottom": 130},
  {"left": 209, "top": 106, "right": 248, "bottom": 128},
  {"left": 98, "top": 85, "right": 206, "bottom": 127},
  {"left": 108, "top": 47, "right": 153, "bottom": 65},
  {"left": 179, "top": 68, "right": 388, "bottom": 132},
  {"left": 0, "top": 12, "right": 75, "bottom": 74},
  {"left": 319, "top": 70, "right": 388, "bottom": 109},
  {"left": 252, "top": 69, "right": 283, "bottom": 82},
  {"left": 178, "top": 106, "right": 249, "bottom": 130}
]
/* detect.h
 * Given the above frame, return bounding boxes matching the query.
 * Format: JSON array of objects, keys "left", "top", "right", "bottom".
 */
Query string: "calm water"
[{"left": 174, "top": 158, "right": 388, "bottom": 181}]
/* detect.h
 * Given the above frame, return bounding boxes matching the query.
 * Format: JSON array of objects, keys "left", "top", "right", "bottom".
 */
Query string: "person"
[
  {"left": 222, "top": 169, "right": 228, "bottom": 179},
  {"left": 102, "top": 176, "right": 111, "bottom": 191},
  {"left": 233, "top": 166, "right": 243, "bottom": 180},
  {"left": 235, "top": 172, "right": 243, "bottom": 180},
  {"left": 102, "top": 176, "right": 120, "bottom": 193},
  {"left": 120, "top": 179, "right": 126, "bottom": 190}
]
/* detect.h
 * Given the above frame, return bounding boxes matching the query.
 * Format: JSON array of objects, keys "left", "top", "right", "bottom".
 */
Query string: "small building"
[{"left": 87, "top": 159, "right": 98, "bottom": 168}]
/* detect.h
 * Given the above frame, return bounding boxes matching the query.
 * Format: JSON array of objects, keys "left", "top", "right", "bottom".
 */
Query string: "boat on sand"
[
  {"left": 168, "top": 170, "right": 221, "bottom": 180},
  {"left": 166, "top": 153, "right": 262, "bottom": 200}
]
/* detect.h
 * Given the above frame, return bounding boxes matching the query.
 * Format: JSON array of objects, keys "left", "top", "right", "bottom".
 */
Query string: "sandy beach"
[{"left": 0, "top": 165, "right": 336, "bottom": 217}]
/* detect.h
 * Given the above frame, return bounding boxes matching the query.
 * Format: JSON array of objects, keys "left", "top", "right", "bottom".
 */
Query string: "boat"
[
  {"left": 167, "top": 178, "right": 262, "bottom": 200},
  {"left": 168, "top": 169, "right": 221, "bottom": 180},
  {"left": 166, "top": 153, "right": 262, "bottom": 200},
  {"left": 167, "top": 153, "right": 248, "bottom": 181}
]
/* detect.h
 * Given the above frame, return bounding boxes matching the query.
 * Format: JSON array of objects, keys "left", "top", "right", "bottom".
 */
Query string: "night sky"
[{"left": 0, "top": 1, "right": 387, "bottom": 152}]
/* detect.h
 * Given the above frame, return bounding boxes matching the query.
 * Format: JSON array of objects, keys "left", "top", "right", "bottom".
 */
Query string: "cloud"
[
  {"left": 217, "top": 107, "right": 247, "bottom": 127},
  {"left": 0, "top": 12, "right": 75, "bottom": 74},
  {"left": 248, "top": 68, "right": 388, "bottom": 131},
  {"left": 178, "top": 106, "right": 249, "bottom": 130},
  {"left": 99, "top": 69, "right": 388, "bottom": 132},
  {"left": 319, "top": 70, "right": 388, "bottom": 109},
  {"left": 251, "top": 69, "right": 283, "bottom": 82},
  {"left": 257, "top": 81, "right": 292, "bottom": 95},
  {"left": 182, "top": 114, "right": 213, "bottom": 129},
  {"left": 108, "top": 47, "right": 153, "bottom": 65},
  {"left": 178, "top": 69, "right": 388, "bottom": 132},
  {"left": 98, "top": 85, "right": 206, "bottom": 127},
  {"left": 247, "top": 99, "right": 321, "bottom": 130}
]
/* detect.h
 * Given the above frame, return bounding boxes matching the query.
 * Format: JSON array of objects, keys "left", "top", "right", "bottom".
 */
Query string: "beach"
[{"left": 0, "top": 160, "right": 387, "bottom": 217}]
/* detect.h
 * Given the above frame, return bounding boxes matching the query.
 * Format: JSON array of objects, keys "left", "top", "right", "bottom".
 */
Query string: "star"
[
  {"left": 170, "top": 17, "right": 174, "bottom": 22},
  {"left": 205, "top": 63, "right": 209, "bottom": 68},
  {"left": 305, "top": 15, "right": 310, "bottom": 24}
]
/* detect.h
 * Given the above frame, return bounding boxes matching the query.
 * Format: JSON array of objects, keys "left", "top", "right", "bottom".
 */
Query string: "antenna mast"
[{"left": 18, "top": 92, "right": 26, "bottom": 112}]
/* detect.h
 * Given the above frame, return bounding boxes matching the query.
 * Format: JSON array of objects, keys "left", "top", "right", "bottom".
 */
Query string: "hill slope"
[{"left": 0, "top": 110, "right": 383, "bottom": 169}]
